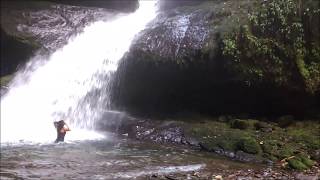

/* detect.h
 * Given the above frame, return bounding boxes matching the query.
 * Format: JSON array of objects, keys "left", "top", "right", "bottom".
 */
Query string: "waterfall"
[{"left": 0, "top": 0, "right": 158, "bottom": 144}]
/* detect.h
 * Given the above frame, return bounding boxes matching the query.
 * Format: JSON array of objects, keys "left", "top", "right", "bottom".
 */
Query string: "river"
[{"left": 1, "top": 136, "right": 264, "bottom": 179}]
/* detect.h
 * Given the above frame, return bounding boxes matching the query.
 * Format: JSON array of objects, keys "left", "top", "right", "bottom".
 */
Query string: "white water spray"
[{"left": 1, "top": 1, "right": 158, "bottom": 143}]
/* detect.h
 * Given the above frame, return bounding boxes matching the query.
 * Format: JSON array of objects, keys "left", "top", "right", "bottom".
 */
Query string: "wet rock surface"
[
  {"left": 47, "top": 0, "right": 138, "bottom": 12},
  {"left": 117, "top": 118, "right": 186, "bottom": 145},
  {"left": 131, "top": 9, "right": 211, "bottom": 61},
  {"left": 145, "top": 167, "right": 320, "bottom": 180},
  {"left": 105, "top": 114, "right": 320, "bottom": 178},
  {"left": 2, "top": 0, "right": 318, "bottom": 117},
  {"left": 1, "top": 28, "right": 37, "bottom": 76},
  {"left": 0, "top": 0, "right": 133, "bottom": 76},
  {"left": 1, "top": 1, "right": 118, "bottom": 51},
  {"left": 116, "top": 118, "right": 265, "bottom": 164},
  {"left": 113, "top": 0, "right": 319, "bottom": 117}
]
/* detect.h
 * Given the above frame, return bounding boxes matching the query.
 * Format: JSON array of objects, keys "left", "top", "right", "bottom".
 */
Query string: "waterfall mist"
[{"left": 1, "top": 0, "right": 158, "bottom": 144}]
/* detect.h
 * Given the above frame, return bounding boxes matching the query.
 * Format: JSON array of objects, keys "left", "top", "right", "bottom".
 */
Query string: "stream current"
[{"left": 1, "top": 137, "right": 261, "bottom": 179}]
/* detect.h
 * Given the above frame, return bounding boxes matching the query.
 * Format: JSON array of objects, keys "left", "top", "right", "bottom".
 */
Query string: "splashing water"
[{"left": 1, "top": 1, "right": 158, "bottom": 144}]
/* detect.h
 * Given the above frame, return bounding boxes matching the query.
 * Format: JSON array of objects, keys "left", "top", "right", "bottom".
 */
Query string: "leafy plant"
[{"left": 222, "top": 0, "right": 320, "bottom": 93}]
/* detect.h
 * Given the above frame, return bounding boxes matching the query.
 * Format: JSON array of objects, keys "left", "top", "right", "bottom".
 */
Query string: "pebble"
[
  {"left": 193, "top": 171, "right": 200, "bottom": 177},
  {"left": 295, "top": 173, "right": 319, "bottom": 180},
  {"left": 254, "top": 174, "right": 262, "bottom": 178},
  {"left": 144, "top": 163, "right": 320, "bottom": 180}
]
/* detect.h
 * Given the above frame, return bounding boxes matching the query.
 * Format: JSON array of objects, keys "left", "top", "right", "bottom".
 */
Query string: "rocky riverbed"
[
  {"left": 145, "top": 166, "right": 320, "bottom": 180},
  {"left": 97, "top": 111, "right": 320, "bottom": 176}
]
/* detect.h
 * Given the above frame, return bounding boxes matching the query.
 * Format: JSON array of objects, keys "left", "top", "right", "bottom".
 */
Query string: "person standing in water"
[{"left": 54, "top": 120, "right": 71, "bottom": 143}]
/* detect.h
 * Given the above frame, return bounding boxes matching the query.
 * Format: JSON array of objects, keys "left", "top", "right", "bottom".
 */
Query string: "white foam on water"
[{"left": 1, "top": 0, "right": 158, "bottom": 144}]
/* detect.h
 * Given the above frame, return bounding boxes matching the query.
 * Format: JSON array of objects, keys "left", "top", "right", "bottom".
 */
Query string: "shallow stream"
[{"left": 1, "top": 137, "right": 263, "bottom": 179}]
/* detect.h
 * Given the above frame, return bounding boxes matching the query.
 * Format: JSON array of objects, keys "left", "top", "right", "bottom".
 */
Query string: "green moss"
[
  {"left": 287, "top": 122, "right": 320, "bottom": 150},
  {"left": 277, "top": 146, "right": 294, "bottom": 159},
  {"left": 217, "top": 139, "right": 238, "bottom": 151},
  {"left": 287, "top": 155, "right": 314, "bottom": 170},
  {"left": 193, "top": 128, "right": 261, "bottom": 154},
  {"left": 298, "top": 155, "right": 315, "bottom": 167},
  {"left": 237, "top": 137, "right": 261, "bottom": 154},
  {"left": 288, "top": 158, "right": 308, "bottom": 170},
  {"left": 191, "top": 121, "right": 261, "bottom": 154},
  {"left": 189, "top": 121, "right": 255, "bottom": 152},
  {"left": 215, "top": 131, "right": 247, "bottom": 151},
  {"left": 185, "top": 118, "right": 318, "bottom": 170},
  {"left": 284, "top": 154, "right": 315, "bottom": 170},
  {"left": 261, "top": 140, "right": 276, "bottom": 154}
]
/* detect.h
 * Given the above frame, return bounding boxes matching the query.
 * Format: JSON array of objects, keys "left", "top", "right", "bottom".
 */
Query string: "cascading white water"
[{"left": 1, "top": 0, "right": 158, "bottom": 144}]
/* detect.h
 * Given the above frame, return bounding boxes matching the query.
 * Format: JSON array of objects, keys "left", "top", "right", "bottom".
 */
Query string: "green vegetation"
[
  {"left": 287, "top": 122, "right": 320, "bottom": 150},
  {"left": 237, "top": 136, "right": 260, "bottom": 154},
  {"left": 222, "top": 0, "right": 320, "bottom": 93},
  {"left": 287, "top": 154, "right": 315, "bottom": 170},
  {"left": 288, "top": 157, "right": 308, "bottom": 170},
  {"left": 190, "top": 120, "right": 261, "bottom": 154},
  {"left": 299, "top": 155, "right": 315, "bottom": 167},
  {"left": 0, "top": 74, "right": 14, "bottom": 87},
  {"left": 186, "top": 118, "right": 319, "bottom": 170}
]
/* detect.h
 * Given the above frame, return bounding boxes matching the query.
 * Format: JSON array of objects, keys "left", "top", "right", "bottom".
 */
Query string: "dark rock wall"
[
  {"left": 1, "top": 28, "right": 36, "bottom": 76},
  {"left": 112, "top": 0, "right": 319, "bottom": 117},
  {"left": 46, "top": 0, "right": 139, "bottom": 12},
  {"left": 0, "top": 0, "right": 122, "bottom": 75},
  {"left": 1, "top": 0, "right": 319, "bottom": 117},
  {"left": 159, "top": 0, "right": 204, "bottom": 11},
  {"left": 114, "top": 51, "right": 313, "bottom": 117}
]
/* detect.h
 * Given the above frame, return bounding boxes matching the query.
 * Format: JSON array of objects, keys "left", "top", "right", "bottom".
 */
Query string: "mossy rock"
[
  {"left": 262, "top": 154, "right": 278, "bottom": 161},
  {"left": 277, "top": 146, "right": 295, "bottom": 159},
  {"left": 297, "top": 155, "right": 315, "bottom": 167},
  {"left": 261, "top": 140, "right": 277, "bottom": 154},
  {"left": 287, "top": 155, "right": 315, "bottom": 170},
  {"left": 216, "top": 138, "right": 238, "bottom": 151},
  {"left": 198, "top": 131, "right": 242, "bottom": 152},
  {"left": 288, "top": 128, "right": 320, "bottom": 150},
  {"left": 254, "top": 121, "right": 270, "bottom": 130},
  {"left": 237, "top": 137, "right": 261, "bottom": 154},
  {"left": 186, "top": 118, "right": 318, "bottom": 167},
  {"left": 288, "top": 157, "right": 308, "bottom": 170},
  {"left": 230, "top": 119, "right": 251, "bottom": 130}
]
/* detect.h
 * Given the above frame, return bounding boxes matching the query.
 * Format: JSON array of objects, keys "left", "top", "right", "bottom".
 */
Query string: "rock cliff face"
[
  {"left": 0, "top": 0, "right": 135, "bottom": 76},
  {"left": 48, "top": 0, "right": 138, "bottom": 12},
  {"left": 1, "top": 0, "right": 319, "bottom": 116},
  {"left": 0, "top": 1, "right": 132, "bottom": 51},
  {"left": 1, "top": 28, "right": 38, "bottom": 76},
  {"left": 113, "top": 0, "right": 320, "bottom": 117}
]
